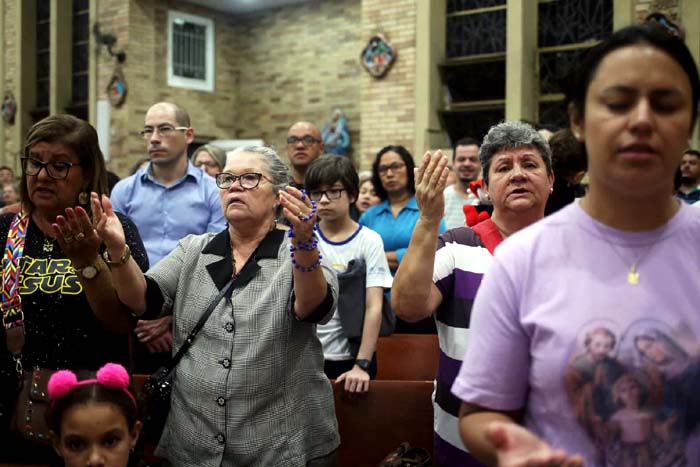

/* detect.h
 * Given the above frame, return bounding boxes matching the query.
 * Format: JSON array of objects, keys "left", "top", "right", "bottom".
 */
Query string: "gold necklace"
[{"left": 604, "top": 235, "right": 662, "bottom": 286}]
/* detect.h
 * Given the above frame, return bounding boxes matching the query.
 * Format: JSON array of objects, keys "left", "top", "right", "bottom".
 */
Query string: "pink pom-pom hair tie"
[{"left": 47, "top": 363, "right": 137, "bottom": 410}]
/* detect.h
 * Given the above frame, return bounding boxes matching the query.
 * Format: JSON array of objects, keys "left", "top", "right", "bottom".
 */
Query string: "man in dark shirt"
[
  {"left": 286, "top": 121, "right": 324, "bottom": 190},
  {"left": 677, "top": 149, "right": 700, "bottom": 204}
]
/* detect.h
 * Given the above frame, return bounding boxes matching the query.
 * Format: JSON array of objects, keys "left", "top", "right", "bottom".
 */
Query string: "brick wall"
[
  {"left": 359, "top": 0, "right": 416, "bottom": 169},
  {"left": 98, "top": 0, "right": 240, "bottom": 176},
  {"left": 234, "top": 0, "right": 362, "bottom": 165}
]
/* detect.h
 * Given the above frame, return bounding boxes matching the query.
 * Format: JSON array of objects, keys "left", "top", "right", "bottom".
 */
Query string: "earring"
[
  {"left": 78, "top": 191, "right": 89, "bottom": 205},
  {"left": 550, "top": 187, "right": 554, "bottom": 194}
]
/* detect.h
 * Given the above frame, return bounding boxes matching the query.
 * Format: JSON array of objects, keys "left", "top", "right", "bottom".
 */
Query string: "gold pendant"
[{"left": 628, "top": 268, "right": 639, "bottom": 285}]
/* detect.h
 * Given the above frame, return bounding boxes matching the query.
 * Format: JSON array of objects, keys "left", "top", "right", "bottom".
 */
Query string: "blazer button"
[
  {"left": 224, "top": 322, "right": 234, "bottom": 333},
  {"left": 216, "top": 396, "right": 226, "bottom": 406},
  {"left": 215, "top": 433, "right": 226, "bottom": 444},
  {"left": 220, "top": 358, "right": 231, "bottom": 369}
]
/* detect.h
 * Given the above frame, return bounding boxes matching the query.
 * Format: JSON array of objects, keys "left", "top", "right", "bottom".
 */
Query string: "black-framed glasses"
[
  {"left": 139, "top": 125, "right": 189, "bottom": 139},
  {"left": 309, "top": 189, "right": 345, "bottom": 201},
  {"left": 287, "top": 135, "right": 321, "bottom": 146},
  {"left": 378, "top": 162, "right": 405, "bottom": 174},
  {"left": 21, "top": 157, "right": 80, "bottom": 180},
  {"left": 215, "top": 172, "right": 272, "bottom": 190}
]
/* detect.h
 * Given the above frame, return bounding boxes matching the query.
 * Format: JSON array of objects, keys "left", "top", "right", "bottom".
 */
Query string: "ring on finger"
[
  {"left": 64, "top": 235, "right": 74, "bottom": 243},
  {"left": 75, "top": 232, "right": 86, "bottom": 241}
]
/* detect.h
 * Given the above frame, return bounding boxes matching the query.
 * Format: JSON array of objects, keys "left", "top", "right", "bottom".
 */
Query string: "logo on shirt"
[
  {"left": 564, "top": 319, "right": 700, "bottom": 466},
  {"left": 19, "top": 257, "right": 82, "bottom": 295}
]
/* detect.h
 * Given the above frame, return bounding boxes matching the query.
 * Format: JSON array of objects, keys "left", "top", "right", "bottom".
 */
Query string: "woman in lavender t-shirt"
[{"left": 452, "top": 22, "right": 700, "bottom": 467}]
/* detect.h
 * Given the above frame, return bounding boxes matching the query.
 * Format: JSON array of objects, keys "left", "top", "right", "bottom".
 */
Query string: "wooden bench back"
[
  {"left": 376, "top": 333, "right": 440, "bottom": 380},
  {"left": 333, "top": 380, "right": 434, "bottom": 467}
]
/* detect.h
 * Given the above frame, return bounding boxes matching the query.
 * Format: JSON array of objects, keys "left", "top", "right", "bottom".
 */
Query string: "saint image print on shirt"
[{"left": 563, "top": 319, "right": 700, "bottom": 466}]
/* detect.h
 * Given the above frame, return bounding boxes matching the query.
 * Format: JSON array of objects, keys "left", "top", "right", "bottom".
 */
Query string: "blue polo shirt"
[
  {"left": 359, "top": 196, "right": 446, "bottom": 268},
  {"left": 110, "top": 162, "right": 226, "bottom": 265}
]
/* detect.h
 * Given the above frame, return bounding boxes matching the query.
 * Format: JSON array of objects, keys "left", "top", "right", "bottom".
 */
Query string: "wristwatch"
[
  {"left": 355, "top": 359, "right": 371, "bottom": 372},
  {"left": 74, "top": 259, "right": 103, "bottom": 280}
]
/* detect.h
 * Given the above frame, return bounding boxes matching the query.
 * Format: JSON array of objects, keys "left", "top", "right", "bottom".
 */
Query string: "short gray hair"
[
  {"left": 226, "top": 146, "right": 290, "bottom": 194},
  {"left": 479, "top": 121, "right": 553, "bottom": 185}
]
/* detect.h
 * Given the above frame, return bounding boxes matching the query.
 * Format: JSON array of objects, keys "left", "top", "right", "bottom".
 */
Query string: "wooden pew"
[
  {"left": 333, "top": 380, "right": 434, "bottom": 467},
  {"left": 375, "top": 333, "right": 439, "bottom": 380}
]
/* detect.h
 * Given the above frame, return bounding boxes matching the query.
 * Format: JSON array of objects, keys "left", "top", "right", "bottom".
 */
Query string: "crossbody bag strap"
[
  {"left": 167, "top": 278, "right": 234, "bottom": 370},
  {"left": 1, "top": 212, "right": 29, "bottom": 376}
]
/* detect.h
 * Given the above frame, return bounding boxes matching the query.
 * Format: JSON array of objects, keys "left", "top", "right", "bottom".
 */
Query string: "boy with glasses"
[{"left": 305, "top": 156, "right": 392, "bottom": 392}]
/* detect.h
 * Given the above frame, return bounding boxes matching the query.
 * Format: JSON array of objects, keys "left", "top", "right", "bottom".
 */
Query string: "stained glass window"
[
  {"left": 70, "top": 0, "right": 90, "bottom": 120},
  {"left": 447, "top": 10, "right": 506, "bottom": 57},
  {"left": 538, "top": 0, "right": 613, "bottom": 47},
  {"left": 539, "top": 48, "right": 588, "bottom": 95},
  {"left": 441, "top": 59, "right": 506, "bottom": 102},
  {"left": 440, "top": 108, "right": 505, "bottom": 143},
  {"left": 536, "top": 0, "right": 612, "bottom": 127},
  {"left": 538, "top": 101, "right": 569, "bottom": 129},
  {"left": 34, "top": 0, "right": 51, "bottom": 122}
]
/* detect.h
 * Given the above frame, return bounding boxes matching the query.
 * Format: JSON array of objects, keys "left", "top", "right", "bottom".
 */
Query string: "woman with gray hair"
[
  {"left": 476, "top": 120, "right": 553, "bottom": 241},
  {"left": 91, "top": 145, "right": 340, "bottom": 466},
  {"left": 391, "top": 120, "right": 553, "bottom": 466}
]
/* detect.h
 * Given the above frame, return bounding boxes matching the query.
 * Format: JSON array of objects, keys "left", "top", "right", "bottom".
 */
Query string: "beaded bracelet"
[
  {"left": 289, "top": 234, "right": 318, "bottom": 252},
  {"left": 290, "top": 249, "right": 323, "bottom": 272}
]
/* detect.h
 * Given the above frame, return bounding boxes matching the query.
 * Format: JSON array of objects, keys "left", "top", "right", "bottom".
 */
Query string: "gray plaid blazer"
[{"left": 145, "top": 229, "right": 340, "bottom": 466}]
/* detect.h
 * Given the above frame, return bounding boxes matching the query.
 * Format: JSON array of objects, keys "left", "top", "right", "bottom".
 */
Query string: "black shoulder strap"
[{"left": 168, "top": 278, "right": 234, "bottom": 370}]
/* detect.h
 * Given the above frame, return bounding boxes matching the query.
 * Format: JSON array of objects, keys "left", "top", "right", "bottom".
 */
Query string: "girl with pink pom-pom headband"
[{"left": 47, "top": 362, "right": 137, "bottom": 410}]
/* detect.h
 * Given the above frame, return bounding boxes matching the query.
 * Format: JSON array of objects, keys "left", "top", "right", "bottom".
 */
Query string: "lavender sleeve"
[{"left": 451, "top": 253, "right": 531, "bottom": 411}]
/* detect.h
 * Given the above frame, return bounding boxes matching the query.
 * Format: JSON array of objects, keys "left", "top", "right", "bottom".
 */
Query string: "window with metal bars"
[{"left": 168, "top": 11, "right": 215, "bottom": 92}]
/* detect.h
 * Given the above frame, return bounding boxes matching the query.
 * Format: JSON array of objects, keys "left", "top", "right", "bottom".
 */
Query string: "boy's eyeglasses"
[{"left": 309, "top": 189, "right": 345, "bottom": 201}]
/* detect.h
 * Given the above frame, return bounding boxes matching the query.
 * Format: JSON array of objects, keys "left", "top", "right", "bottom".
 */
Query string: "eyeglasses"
[
  {"left": 21, "top": 157, "right": 81, "bottom": 180},
  {"left": 287, "top": 135, "right": 321, "bottom": 146},
  {"left": 215, "top": 172, "right": 272, "bottom": 190},
  {"left": 309, "top": 188, "right": 345, "bottom": 201},
  {"left": 139, "top": 125, "right": 189, "bottom": 139},
  {"left": 378, "top": 162, "right": 405, "bottom": 174}
]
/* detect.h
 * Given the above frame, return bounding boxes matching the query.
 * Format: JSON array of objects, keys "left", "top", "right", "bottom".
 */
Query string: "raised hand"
[
  {"left": 487, "top": 421, "right": 585, "bottom": 467},
  {"left": 415, "top": 150, "right": 450, "bottom": 225},
  {"left": 91, "top": 192, "right": 126, "bottom": 253},
  {"left": 51, "top": 203, "right": 101, "bottom": 268},
  {"left": 279, "top": 186, "right": 317, "bottom": 242}
]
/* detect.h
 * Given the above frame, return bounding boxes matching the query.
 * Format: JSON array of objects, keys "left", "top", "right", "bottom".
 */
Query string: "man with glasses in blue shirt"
[
  {"left": 286, "top": 121, "right": 324, "bottom": 190},
  {"left": 110, "top": 102, "right": 225, "bottom": 362}
]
